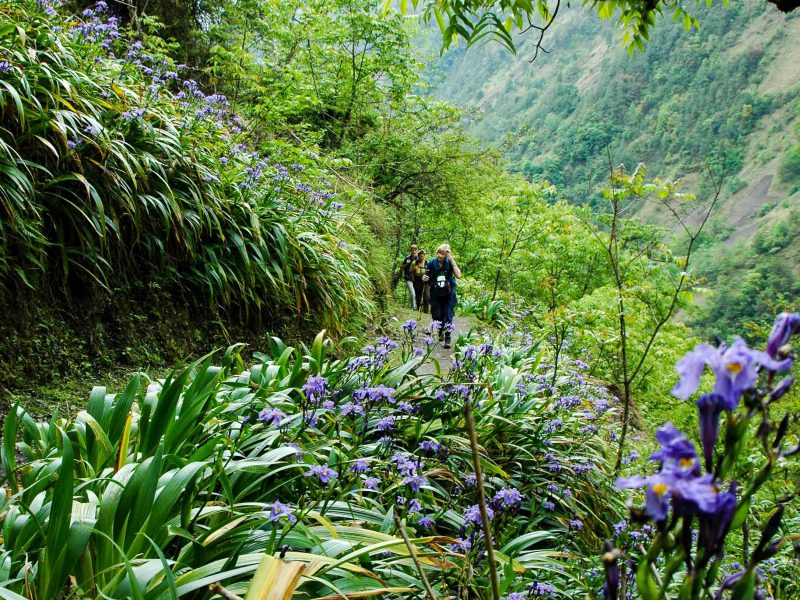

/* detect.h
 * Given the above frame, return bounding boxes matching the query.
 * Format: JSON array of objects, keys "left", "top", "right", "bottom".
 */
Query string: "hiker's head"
[
  {"left": 417, "top": 250, "right": 426, "bottom": 261},
  {"left": 410, "top": 244, "right": 418, "bottom": 254},
  {"left": 436, "top": 244, "right": 451, "bottom": 260}
]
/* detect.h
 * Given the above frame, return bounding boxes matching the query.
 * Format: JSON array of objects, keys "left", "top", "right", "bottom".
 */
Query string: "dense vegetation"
[{"left": 1, "top": 0, "right": 799, "bottom": 598}]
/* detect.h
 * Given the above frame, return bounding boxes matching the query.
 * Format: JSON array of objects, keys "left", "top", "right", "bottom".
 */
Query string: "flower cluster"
[{"left": 606, "top": 313, "right": 800, "bottom": 599}]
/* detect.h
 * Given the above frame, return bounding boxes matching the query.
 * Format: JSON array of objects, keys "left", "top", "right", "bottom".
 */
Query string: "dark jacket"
[{"left": 426, "top": 257, "right": 456, "bottom": 289}]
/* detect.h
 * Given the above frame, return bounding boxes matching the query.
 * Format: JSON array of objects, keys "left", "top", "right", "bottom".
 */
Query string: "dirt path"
[{"left": 416, "top": 315, "right": 473, "bottom": 375}]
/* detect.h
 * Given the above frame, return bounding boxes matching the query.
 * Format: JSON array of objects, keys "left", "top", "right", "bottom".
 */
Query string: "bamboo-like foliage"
[{"left": 0, "top": 1, "right": 372, "bottom": 332}]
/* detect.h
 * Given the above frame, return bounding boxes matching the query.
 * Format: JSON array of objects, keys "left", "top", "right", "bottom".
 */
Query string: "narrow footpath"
[{"left": 416, "top": 315, "right": 472, "bottom": 375}]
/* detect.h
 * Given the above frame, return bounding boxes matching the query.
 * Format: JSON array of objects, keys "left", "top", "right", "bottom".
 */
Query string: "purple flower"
[
  {"left": 340, "top": 402, "right": 365, "bottom": 417},
  {"left": 543, "top": 500, "right": 555, "bottom": 510},
  {"left": 613, "top": 520, "right": 628, "bottom": 536},
  {"left": 353, "top": 385, "right": 395, "bottom": 405},
  {"left": 408, "top": 499, "right": 423, "bottom": 514},
  {"left": 767, "top": 312, "right": 800, "bottom": 358},
  {"left": 493, "top": 488, "right": 523, "bottom": 508},
  {"left": 375, "top": 416, "right": 396, "bottom": 432},
  {"left": 363, "top": 477, "right": 380, "bottom": 490},
  {"left": 569, "top": 518, "right": 584, "bottom": 531},
  {"left": 257, "top": 407, "right": 287, "bottom": 426},
  {"left": 349, "top": 459, "right": 370, "bottom": 474},
  {"left": 404, "top": 475, "right": 427, "bottom": 492},
  {"left": 426, "top": 321, "right": 442, "bottom": 334},
  {"left": 617, "top": 470, "right": 718, "bottom": 522},
  {"left": 403, "top": 319, "right": 417, "bottom": 333},
  {"left": 530, "top": 582, "right": 556, "bottom": 597},
  {"left": 545, "top": 419, "right": 562, "bottom": 433},
  {"left": 697, "top": 394, "right": 725, "bottom": 472},
  {"left": 649, "top": 423, "right": 700, "bottom": 476},
  {"left": 0, "top": 61, "right": 13, "bottom": 73},
  {"left": 417, "top": 515, "right": 435, "bottom": 529},
  {"left": 302, "top": 374, "right": 328, "bottom": 404},
  {"left": 419, "top": 440, "right": 443, "bottom": 455},
  {"left": 305, "top": 464, "right": 337, "bottom": 485},
  {"left": 464, "top": 504, "right": 494, "bottom": 525},
  {"left": 771, "top": 376, "right": 794, "bottom": 401},
  {"left": 699, "top": 484, "right": 736, "bottom": 557},
  {"left": 268, "top": 500, "right": 296, "bottom": 524},
  {"left": 505, "top": 594, "right": 526, "bottom": 600},
  {"left": 672, "top": 338, "right": 792, "bottom": 408}
]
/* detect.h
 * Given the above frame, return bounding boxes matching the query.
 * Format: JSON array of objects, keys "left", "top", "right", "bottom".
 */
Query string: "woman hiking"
[{"left": 423, "top": 244, "right": 461, "bottom": 348}]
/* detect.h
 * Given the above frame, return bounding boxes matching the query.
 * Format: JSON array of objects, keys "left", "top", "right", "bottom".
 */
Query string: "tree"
[
  {"left": 392, "top": 0, "right": 797, "bottom": 58},
  {"left": 576, "top": 163, "right": 720, "bottom": 470}
]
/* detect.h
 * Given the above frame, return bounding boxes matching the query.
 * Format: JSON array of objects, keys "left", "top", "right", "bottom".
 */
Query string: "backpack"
[{"left": 430, "top": 259, "right": 452, "bottom": 297}]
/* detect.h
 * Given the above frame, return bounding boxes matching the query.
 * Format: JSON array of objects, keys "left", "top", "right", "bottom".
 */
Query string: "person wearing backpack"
[
  {"left": 400, "top": 244, "right": 419, "bottom": 309},
  {"left": 423, "top": 243, "right": 461, "bottom": 348}
]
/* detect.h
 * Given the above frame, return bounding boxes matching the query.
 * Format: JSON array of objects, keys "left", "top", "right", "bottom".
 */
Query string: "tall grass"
[{"left": 0, "top": 0, "right": 371, "bottom": 332}]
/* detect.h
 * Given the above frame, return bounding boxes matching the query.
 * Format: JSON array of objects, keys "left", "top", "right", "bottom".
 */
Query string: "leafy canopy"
[{"left": 391, "top": 0, "right": 720, "bottom": 54}]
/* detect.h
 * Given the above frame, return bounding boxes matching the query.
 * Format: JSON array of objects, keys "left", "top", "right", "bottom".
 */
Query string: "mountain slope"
[{"left": 428, "top": 0, "right": 800, "bottom": 336}]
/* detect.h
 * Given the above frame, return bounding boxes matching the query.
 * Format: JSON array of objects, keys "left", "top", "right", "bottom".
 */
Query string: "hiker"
[
  {"left": 412, "top": 250, "right": 429, "bottom": 314},
  {"left": 423, "top": 244, "right": 461, "bottom": 348},
  {"left": 400, "top": 244, "right": 419, "bottom": 309}
]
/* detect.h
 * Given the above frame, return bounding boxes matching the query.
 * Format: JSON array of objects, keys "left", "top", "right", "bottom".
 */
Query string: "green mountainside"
[{"left": 428, "top": 1, "right": 800, "bottom": 337}]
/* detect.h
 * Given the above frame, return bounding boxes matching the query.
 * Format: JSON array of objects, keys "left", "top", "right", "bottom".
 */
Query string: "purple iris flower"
[
  {"left": 672, "top": 338, "right": 792, "bottom": 407},
  {"left": 268, "top": 500, "right": 297, "bottom": 524},
  {"left": 375, "top": 416, "right": 396, "bottom": 431},
  {"left": 305, "top": 464, "right": 337, "bottom": 485},
  {"left": 403, "top": 475, "right": 427, "bottom": 492},
  {"left": 766, "top": 312, "right": 800, "bottom": 358},
  {"left": 696, "top": 394, "right": 726, "bottom": 472},
  {"left": 464, "top": 504, "right": 493, "bottom": 525},
  {"left": 302, "top": 375, "right": 328, "bottom": 404},
  {"left": 257, "top": 407, "right": 287, "bottom": 427},
  {"left": 349, "top": 459, "right": 370, "bottom": 474},
  {"left": 770, "top": 376, "right": 795, "bottom": 402},
  {"left": 419, "top": 440, "right": 443, "bottom": 455},
  {"left": 617, "top": 470, "right": 718, "bottom": 522},
  {"left": 340, "top": 402, "right": 365, "bottom": 417},
  {"left": 408, "top": 499, "right": 423, "bottom": 514},
  {"left": 417, "top": 515, "right": 435, "bottom": 529},
  {"left": 648, "top": 422, "right": 701, "bottom": 477},
  {"left": 403, "top": 319, "right": 417, "bottom": 333},
  {"left": 699, "top": 484, "right": 736, "bottom": 559},
  {"left": 493, "top": 488, "right": 523, "bottom": 508},
  {"left": 363, "top": 477, "right": 380, "bottom": 490},
  {"left": 353, "top": 385, "right": 395, "bottom": 405}
]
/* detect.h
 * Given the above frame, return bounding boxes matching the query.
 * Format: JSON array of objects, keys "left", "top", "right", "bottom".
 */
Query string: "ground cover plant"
[{"left": 0, "top": 321, "right": 624, "bottom": 599}]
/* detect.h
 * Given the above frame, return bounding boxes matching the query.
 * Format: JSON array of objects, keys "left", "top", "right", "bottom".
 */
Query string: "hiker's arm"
[{"left": 449, "top": 255, "right": 462, "bottom": 278}]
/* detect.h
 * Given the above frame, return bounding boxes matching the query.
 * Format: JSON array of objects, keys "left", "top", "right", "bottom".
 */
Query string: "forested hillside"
[{"left": 429, "top": 0, "right": 800, "bottom": 338}]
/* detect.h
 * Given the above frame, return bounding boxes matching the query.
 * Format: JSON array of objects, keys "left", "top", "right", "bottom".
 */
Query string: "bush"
[{"left": 0, "top": 0, "right": 371, "bottom": 333}]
